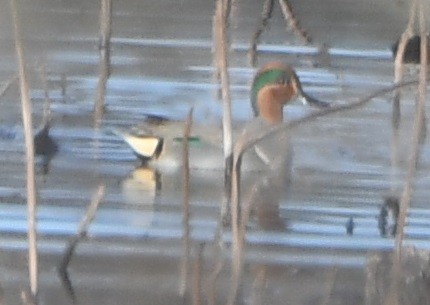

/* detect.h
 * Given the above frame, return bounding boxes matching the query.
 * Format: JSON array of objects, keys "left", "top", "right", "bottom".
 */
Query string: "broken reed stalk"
[
  {"left": 384, "top": 3, "right": 427, "bottom": 305},
  {"left": 206, "top": 245, "right": 224, "bottom": 305},
  {"left": 179, "top": 108, "right": 193, "bottom": 298},
  {"left": 213, "top": 0, "right": 234, "bottom": 224},
  {"left": 9, "top": 0, "right": 38, "bottom": 298},
  {"left": 393, "top": 0, "right": 427, "bottom": 254},
  {"left": 94, "top": 0, "right": 112, "bottom": 127},
  {"left": 278, "top": 0, "right": 312, "bottom": 44},
  {"left": 250, "top": 266, "right": 266, "bottom": 305},
  {"left": 391, "top": 0, "right": 417, "bottom": 191},
  {"left": 249, "top": 0, "right": 274, "bottom": 67},
  {"left": 191, "top": 243, "right": 205, "bottom": 305},
  {"left": 395, "top": 0, "right": 428, "bottom": 265},
  {"left": 58, "top": 184, "right": 105, "bottom": 273},
  {"left": 0, "top": 75, "right": 18, "bottom": 101}
]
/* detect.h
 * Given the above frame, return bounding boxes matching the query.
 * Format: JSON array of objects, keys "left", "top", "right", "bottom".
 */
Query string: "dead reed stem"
[
  {"left": 249, "top": 0, "right": 310, "bottom": 66},
  {"left": 395, "top": 0, "right": 428, "bottom": 265},
  {"left": 179, "top": 108, "right": 193, "bottom": 298},
  {"left": 385, "top": 3, "right": 428, "bottom": 305},
  {"left": 214, "top": 0, "right": 234, "bottom": 207},
  {"left": 191, "top": 243, "right": 205, "bottom": 305},
  {"left": 94, "top": 0, "right": 112, "bottom": 127},
  {"left": 0, "top": 75, "right": 18, "bottom": 101},
  {"left": 249, "top": 0, "right": 274, "bottom": 67},
  {"left": 59, "top": 184, "right": 105, "bottom": 273},
  {"left": 278, "top": 0, "right": 312, "bottom": 44},
  {"left": 9, "top": 0, "right": 38, "bottom": 298},
  {"left": 250, "top": 266, "right": 266, "bottom": 305},
  {"left": 391, "top": 0, "right": 417, "bottom": 192},
  {"left": 206, "top": 243, "right": 224, "bottom": 305}
]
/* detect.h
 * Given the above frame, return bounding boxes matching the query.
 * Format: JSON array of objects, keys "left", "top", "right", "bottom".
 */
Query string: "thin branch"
[
  {"left": 179, "top": 108, "right": 193, "bottom": 298},
  {"left": 391, "top": 0, "right": 418, "bottom": 192},
  {"left": 191, "top": 243, "right": 205, "bottom": 305},
  {"left": 278, "top": 0, "right": 312, "bottom": 44},
  {"left": 59, "top": 184, "right": 105, "bottom": 272},
  {"left": 0, "top": 75, "right": 18, "bottom": 101},
  {"left": 9, "top": 0, "right": 38, "bottom": 298},
  {"left": 235, "top": 79, "right": 419, "bottom": 165},
  {"left": 394, "top": 0, "right": 428, "bottom": 262},
  {"left": 248, "top": 0, "right": 275, "bottom": 67}
]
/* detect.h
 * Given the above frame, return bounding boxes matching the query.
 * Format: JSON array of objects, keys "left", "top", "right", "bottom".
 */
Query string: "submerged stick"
[
  {"left": 0, "top": 75, "right": 18, "bottom": 101},
  {"left": 59, "top": 184, "right": 105, "bottom": 273},
  {"left": 191, "top": 243, "right": 205, "bottom": 305},
  {"left": 9, "top": 0, "right": 38, "bottom": 298},
  {"left": 94, "top": 0, "right": 112, "bottom": 126},
  {"left": 179, "top": 108, "right": 193, "bottom": 298}
]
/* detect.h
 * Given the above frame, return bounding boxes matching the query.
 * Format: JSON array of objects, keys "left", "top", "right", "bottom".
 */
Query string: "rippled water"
[{"left": 0, "top": 1, "right": 429, "bottom": 304}]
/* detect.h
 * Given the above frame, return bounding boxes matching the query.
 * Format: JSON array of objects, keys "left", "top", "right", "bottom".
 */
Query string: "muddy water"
[{"left": 0, "top": 1, "right": 430, "bottom": 304}]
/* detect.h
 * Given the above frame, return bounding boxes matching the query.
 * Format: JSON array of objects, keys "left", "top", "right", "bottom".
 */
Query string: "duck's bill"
[{"left": 301, "top": 92, "right": 330, "bottom": 108}]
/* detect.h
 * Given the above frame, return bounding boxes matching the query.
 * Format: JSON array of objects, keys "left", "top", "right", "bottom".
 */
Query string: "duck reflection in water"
[{"left": 34, "top": 121, "right": 58, "bottom": 175}]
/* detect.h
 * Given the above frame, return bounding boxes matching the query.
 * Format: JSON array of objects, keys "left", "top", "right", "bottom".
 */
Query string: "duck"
[{"left": 113, "top": 62, "right": 329, "bottom": 172}]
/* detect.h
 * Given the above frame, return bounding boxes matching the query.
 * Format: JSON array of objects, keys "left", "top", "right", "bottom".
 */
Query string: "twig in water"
[
  {"left": 9, "top": 0, "right": 38, "bottom": 299},
  {"left": 179, "top": 108, "right": 193, "bottom": 298},
  {"left": 94, "top": 0, "right": 112, "bottom": 127},
  {"left": 58, "top": 184, "right": 105, "bottom": 300},
  {"left": 0, "top": 75, "right": 18, "bottom": 101},
  {"left": 206, "top": 238, "right": 225, "bottom": 305}
]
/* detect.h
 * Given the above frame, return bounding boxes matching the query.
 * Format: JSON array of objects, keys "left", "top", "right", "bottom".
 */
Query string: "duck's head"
[{"left": 251, "top": 62, "right": 329, "bottom": 124}]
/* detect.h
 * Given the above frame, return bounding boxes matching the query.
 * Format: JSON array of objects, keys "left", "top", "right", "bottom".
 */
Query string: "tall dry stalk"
[
  {"left": 394, "top": 0, "right": 427, "bottom": 260},
  {"left": 385, "top": 2, "right": 428, "bottom": 304},
  {"left": 94, "top": 0, "right": 112, "bottom": 126},
  {"left": 9, "top": 0, "right": 38, "bottom": 298},
  {"left": 391, "top": 0, "right": 418, "bottom": 192},
  {"left": 213, "top": 0, "right": 234, "bottom": 223},
  {"left": 179, "top": 108, "right": 193, "bottom": 298}
]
